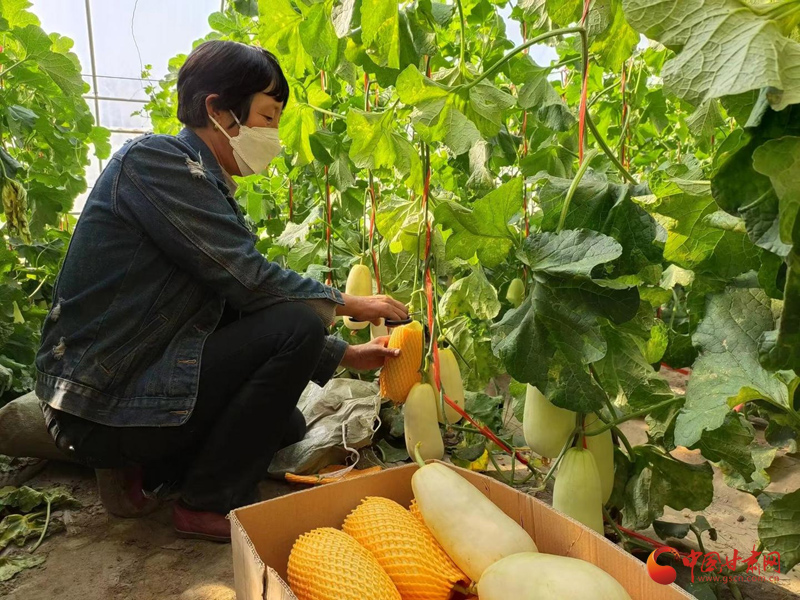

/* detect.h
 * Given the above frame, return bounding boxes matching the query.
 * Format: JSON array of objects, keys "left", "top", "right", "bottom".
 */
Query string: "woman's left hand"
[
  {"left": 340, "top": 336, "right": 399, "bottom": 371},
  {"left": 336, "top": 293, "right": 408, "bottom": 325}
]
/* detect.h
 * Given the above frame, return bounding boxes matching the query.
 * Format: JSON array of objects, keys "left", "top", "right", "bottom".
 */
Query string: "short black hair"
[{"left": 177, "top": 40, "right": 290, "bottom": 128}]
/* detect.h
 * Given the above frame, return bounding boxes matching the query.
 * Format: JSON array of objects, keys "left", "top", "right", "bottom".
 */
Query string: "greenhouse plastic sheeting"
[{"left": 268, "top": 379, "right": 382, "bottom": 477}]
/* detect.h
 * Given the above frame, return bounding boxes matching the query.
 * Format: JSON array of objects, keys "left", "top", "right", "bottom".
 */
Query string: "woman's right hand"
[{"left": 336, "top": 293, "right": 409, "bottom": 325}]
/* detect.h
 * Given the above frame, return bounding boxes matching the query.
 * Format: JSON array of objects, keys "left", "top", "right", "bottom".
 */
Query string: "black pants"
[{"left": 46, "top": 301, "right": 326, "bottom": 513}]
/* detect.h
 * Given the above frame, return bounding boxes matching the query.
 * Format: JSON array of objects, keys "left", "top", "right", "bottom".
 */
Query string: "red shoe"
[
  {"left": 173, "top": 502, "right": 231, "bottom": 543},
  {"left": 95, "top": 466, "right": 159, "bottom": 518}
]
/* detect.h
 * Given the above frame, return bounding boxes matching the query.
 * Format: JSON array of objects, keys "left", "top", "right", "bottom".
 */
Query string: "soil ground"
[
  {"left": 2, "top": 369, "right": 799, "bottom": 599},
  {"left": 1, "top": 461, "right": 235, "bottom": 600}
]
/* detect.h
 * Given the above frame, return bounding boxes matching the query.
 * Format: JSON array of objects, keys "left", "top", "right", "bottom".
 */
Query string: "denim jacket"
[{"left": 35, "top": 128, "right": 347, "bottom": 427}]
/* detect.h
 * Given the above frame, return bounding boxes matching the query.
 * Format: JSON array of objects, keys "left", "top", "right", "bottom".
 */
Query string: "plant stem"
[
  {"left": 602, "top": 505, "right": 626, "bottom": 539},
  {"left": 455, "top": 0, "right": 467, "bottom": 74},
  {"left": 602, "top": 506, "right": 655, "bottom": 551},
  {"left": 383, "top": 255, "right": 416, "bottom": 288},
  {"left": 557, "top": 144, "right": 580, "bottom": 159},
  {"left": 367, "top": 170, "right": 381, "bottom": 291},
  {"left": 308, "top": 104, "right": 345, "bottom": 119},
  {"left": 612, "top": 426, "right": 636, "bottom": 459},
  {"left": 593, "top": 409, "right": 612, "bottom": 424},
  {"left": 448, "top": 423, "right": 480, "bottom": 433},
  {"left": 669, "top": 288, "right": 680, "bottom": 331},
  {"left": 690, "top": 524, "right": 708, "bottom": 556},
  {"left": 440, "top": 333, "right": 469, "bottom": 366},
  {"left": 516, "top": 469, "right": 536, "bottom": 485},
  {"left": 549, "top": 56, "right": 581, "bottom": 71},
  {"left": 616, "top": 102, "right": 634, "bottom": 154},
  {"left": 464, "top": 27, "right": 586, "bottom": 91},
  {"left": 532, "top": 427, "right": 579, "bottom": 491},
  {"left": 585, "top": 112, "right": 638, "bottom": 184},
  {"left": 361, "top": 188, "right": 369, "bottom": 259},
  {"left": 413, "top": 442, "right": 426, "bottom": 467},
  {"left": 489, "top": 451, "right": 516, "bottom": 486},
  {"left": 27, "top": 275, "right": 49, "bottom": 300},
  {"left": 585, "top": 397, "right": 684, "bottom": 436},
  {"left": 327, "top": 221, "right": 362, "bottom": 257},
  {"left": 602, "top": 394, "right": 619, "bottom": 421},
  {"left": 576, "top": 412, "right": 586, "bottom": 448},
  {"left": 587, "top": 81, "right": 620, "bottom": 109},
  {"left": 729, "top": 582, "right": 744, "bottom": 600},
  {"left": 489, "top": 451, "right": 536, "bottom": 486},
  {"left": 30, "top": 498, "right": 52, "bottom": 553},
  {"left": 590, "top": 364, "right": 617, "bottom": 421},
  {"left": 577, "top": 7, "right": 590, "bottom": 160},
  {"left": 364, "top": 80, "right": 372, "bottom": 112},
  {"left": 615, "top": 62, "right": 643, "bottom": 154},
  {"left": 0, "top": 59, "right": 28, "bottom": 80},
  {"left": 421, "top": 142, "right": 435, "bottom": 371},
  {"left": 557, "top": 148, "right": 599, "bottom": 232},
  {"left": 411, "top": 215, "right": 423, "bottom": 293},
  {"left": 449, "top": 424, "right": 514, "bottom": 447}
]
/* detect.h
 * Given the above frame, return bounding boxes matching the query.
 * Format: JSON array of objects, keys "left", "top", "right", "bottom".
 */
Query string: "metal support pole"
[{"left": 84, "top": 0, "right": 103, "bottom": 170}]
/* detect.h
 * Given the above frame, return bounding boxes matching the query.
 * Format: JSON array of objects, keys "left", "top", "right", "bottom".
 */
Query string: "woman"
[{"left": 35, "top": 40, "right": 407, "bottom": 542}]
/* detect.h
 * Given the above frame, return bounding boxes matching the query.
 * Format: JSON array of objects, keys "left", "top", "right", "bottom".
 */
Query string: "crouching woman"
[{"left": 35, "top": 40, "right": 406, "bottom": 542}]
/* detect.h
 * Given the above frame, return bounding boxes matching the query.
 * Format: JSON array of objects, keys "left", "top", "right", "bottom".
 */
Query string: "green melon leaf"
[
  {"left": 280, "top": 102, "right": 317, "bottom": 167},
  {"left": 588, "top": 0, "right": 639, "bottom": 72},
  {"left": 346, "top": 108, "right": 419, "bottom": 181},
  {"left": 299, "top": 2, "right": 338, "bottom": 59},
  {"left": 623, "top": 0, "right": 800, "bottom": 110},
  {"left": 692, "top": 413, "right": 757, "bottom": 482},
  {"left": 435, "top": 177, "right": 521, "bottom": 267},
  {"left": 758, "top": 487, "right": 800, "bottom": 573},
  {"left": 361, "top": 0, "right": 401, "bottom": 69},
  {"left": 674, "top": 287, "right": 793, "bottom": 447},
  {"left": 622, "top": 445, "right": 714, "bottom": 530},
  {"left": 257, "top": 0, "right": 314, "bottom": 78},
  {"left": 440, "top": 265, "right": 501, "bottom": 321}
]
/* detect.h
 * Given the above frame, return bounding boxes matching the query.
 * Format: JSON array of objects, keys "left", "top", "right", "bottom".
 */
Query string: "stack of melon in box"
[{"left": 287, "top": 456, "right": 633, "bottom": 600}]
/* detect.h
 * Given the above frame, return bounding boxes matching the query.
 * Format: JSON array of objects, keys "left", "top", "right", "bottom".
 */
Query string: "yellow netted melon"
[
  {"left": 342, "top": 497, "right": 467, "bottom": 600},
  {"left": 287, "top": 527, "right": 400, "bottom": 600},
  {"left": 379, "top": 321, "right": 424, "bottom": 404}
]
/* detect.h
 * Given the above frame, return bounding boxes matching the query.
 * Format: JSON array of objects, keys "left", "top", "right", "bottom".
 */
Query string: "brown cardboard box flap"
[
  {"left": 231, "top": 462, "right": 692, "bottom": 600},
  {"left": 230, "top": 512, "right": 267, "bottom": 599}
]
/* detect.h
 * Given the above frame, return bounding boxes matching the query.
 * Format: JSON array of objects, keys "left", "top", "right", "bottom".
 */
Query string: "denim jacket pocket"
[{"left": 100, "top": 313, "right": 169, "bottom": 372}]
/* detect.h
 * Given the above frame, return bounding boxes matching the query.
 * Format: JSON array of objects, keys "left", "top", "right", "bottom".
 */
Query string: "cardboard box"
[{"left": 231, "top": 462, "right": 692, "bottom": 600}]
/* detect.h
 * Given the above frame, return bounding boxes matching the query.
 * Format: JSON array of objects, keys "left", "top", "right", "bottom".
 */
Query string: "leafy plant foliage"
[{"left": 0, "top": 1, "right": 109, "bottom": 404}]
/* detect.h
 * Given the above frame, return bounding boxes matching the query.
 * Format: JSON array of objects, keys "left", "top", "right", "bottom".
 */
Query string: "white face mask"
[{"left": 209, "top": 110, "right": 282, "bottom": 176}]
